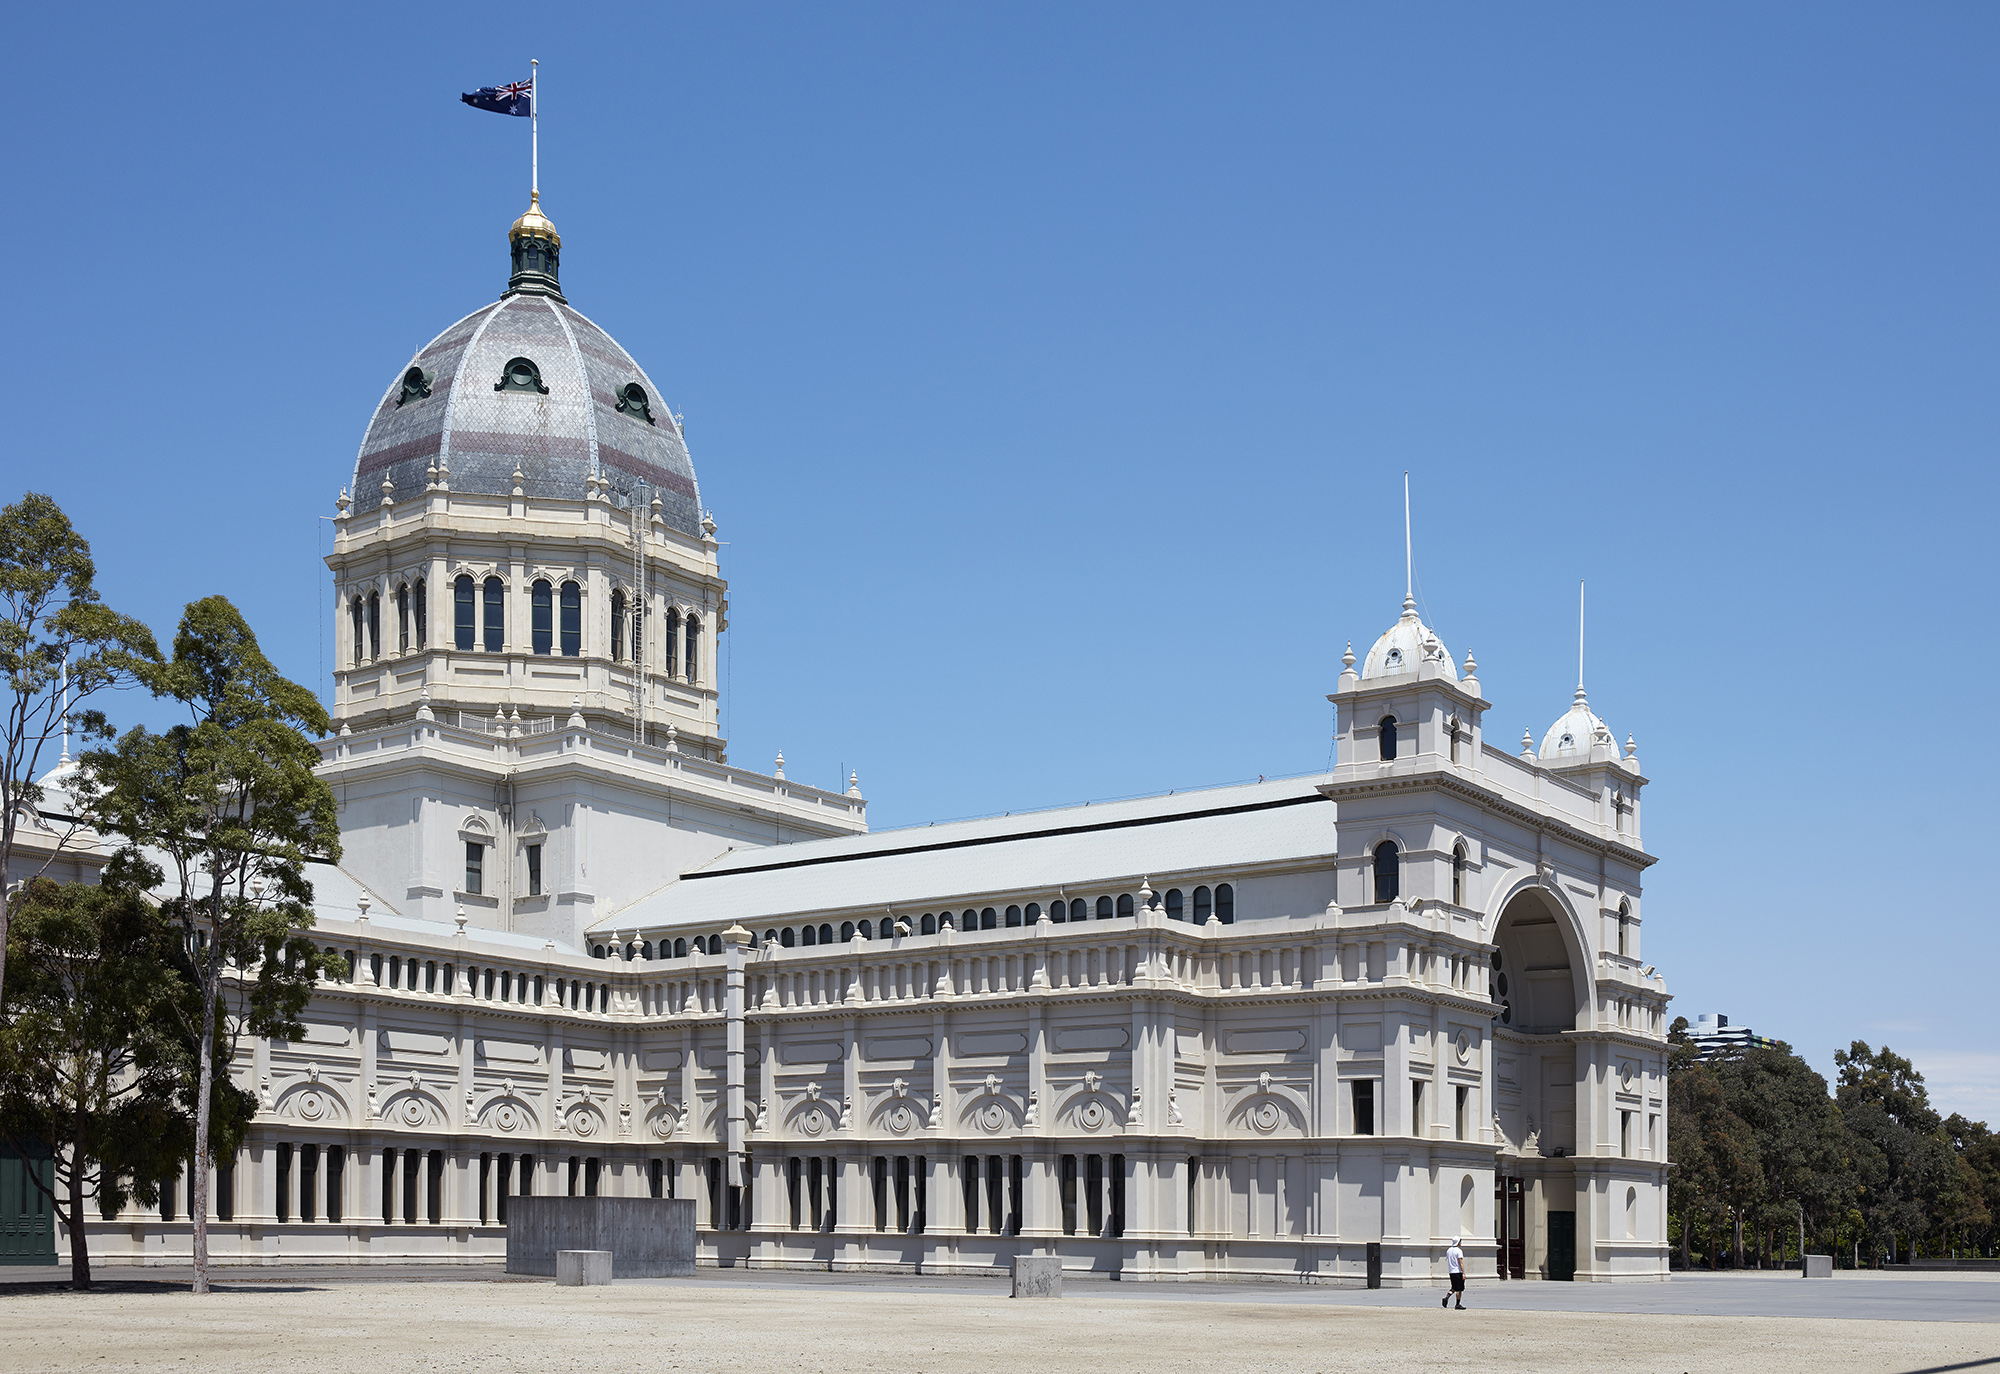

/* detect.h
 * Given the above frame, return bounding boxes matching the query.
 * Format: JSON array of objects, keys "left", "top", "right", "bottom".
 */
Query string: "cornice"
[{"left": 1318, "top": 767, "right": 1656, "bottom": 870}]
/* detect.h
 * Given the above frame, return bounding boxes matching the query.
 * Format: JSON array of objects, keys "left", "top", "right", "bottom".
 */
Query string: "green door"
[
  {"left": 0, "top": 1144, "right": 56, "bottom": 1265},
  {"left": 1547, "top": 1210, "right": 1576, "bottom": 1281}
]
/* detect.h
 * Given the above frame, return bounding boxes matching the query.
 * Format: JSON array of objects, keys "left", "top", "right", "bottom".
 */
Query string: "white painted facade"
[{"left": 52, "top": 205, "right": 1672, "bottom": 1283}]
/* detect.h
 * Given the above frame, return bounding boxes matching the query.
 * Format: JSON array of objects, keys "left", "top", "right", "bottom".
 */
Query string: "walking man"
[{"left": 1441, "top": 1236, "right": 1466, "bottom": 1309}]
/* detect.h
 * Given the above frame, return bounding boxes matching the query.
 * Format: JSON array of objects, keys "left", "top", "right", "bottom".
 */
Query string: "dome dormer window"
[
  {"left": 1559, "top": 732, "right": 1574, "bottom": 750},
  {"left": 1384, "top": 647, "right": 1403, "bottom": 668},
  {"left": 615, "top": 382, "right": 656, "bottom": 425},
  {"left": 494, "top": 356, "right": 549, "bottom": 394},
  {"left": 396, "top": 366, "right": 434, "bottom": 406}
]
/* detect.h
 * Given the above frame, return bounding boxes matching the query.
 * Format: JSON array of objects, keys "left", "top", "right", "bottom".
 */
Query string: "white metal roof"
[{"left": 601, "top": 774, "right": 1337, "bottom": 934}]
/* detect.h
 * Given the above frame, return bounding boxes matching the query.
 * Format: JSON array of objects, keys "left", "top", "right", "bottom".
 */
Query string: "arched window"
[
  {"left": 350, "top": 597, "right": 365, "bottom": 666},
  {"left": 1048, "top": 900, "right": 1065, "bottom": 925},
  {"left": 939, "top": 912, "right": 956, "bottom": 932},
  {"left": 801, "top": 924, "right": 817, "bottom": 947},
  {"left": 855, "top": 920, "right": 872, "bottom": 940},
  {"left": 454, "top": 576, "right": 475, "bottom": 650},
  {"left": 530, "top": 581, "right": 553, "bottom": 655},
  {"left": 611, "top": 590, "right": 626, "bottom": 660},
  {"left": 817, "top": 923, "right": 832, "bottom": 945},
  {"left": 1452, "top": 844, "right": 1466, "bottom": 906},
  {"left": 1005, "top": 905, "right": 1022, "bottom": 927},
  {"left": 665, "top": 607, "right": 681, "bottom": 678},
  {"left": 413, "top": 578, "right": 426, "bottom": 647},
  {"left": 1070, "top": 898, "right": 1089, "bottom": 923},
  {"left": 920, "top": 913, "right": 937, "bottom": 935},
  {"left": 674, "top": 938, "right": 688, "bottom": 958},
  {"left": 560, "top": 582, "right": 581, "bottom": 657},
  {"left": 1024, "top": 903, "right": 1041, "bottom": 923},
  {"left": 641, "top": 941, "right": 654, "bottom": 960},
  {"left": 780, "top": 927, "right": 795, "bottom": 948},
  {"left": 1116, "top": 894, "right": 1134, "bottom": 919},
  {"left": 1379, "top": 715, "right": 1399, "bottom": 761},
  {"left": 396, "top": 583, "right": 410, "bottom": 652},
  {"left": 1193, "top": 886, "right": 1212, "bottom": 923},
  {"left": 366, "top": 592, "right": 380, "bottom": 660},
  {"left": 1373, "top": 841, "right": 1400, "bottom": 903},
  {"left": 630, "top": 594, "right": 641, "bottom": 666},
  {"left": 963, "top": 909, "right": 979, "bottom": 930},
  {"left": 685, "top": 615, "right": 701, "bottom": 683},
  {"left": 840, "top": 921, "right": 855, "bottom": 942},
  {"left": 483, "top": 577, "right": 504, "bottom": 652},
  {"left": 1165, "top": 888, "right": 1184, "bottom": 921},
  {"left": 1617, "top": 901, "right": 1630, "bottom": 958},
  {"left": 592, "top": 945, "right": 606, "bottom": 959},
  {"left": 1217, "top": 883, "right": 1234, "bottom": 924},
  {"left": 763, "top": 929, "right": 778, "bottom": 946}
]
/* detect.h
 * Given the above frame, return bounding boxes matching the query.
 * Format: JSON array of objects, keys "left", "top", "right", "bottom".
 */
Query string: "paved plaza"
[{"left": 0, "top": 1268, "right": 1991, "bottom": 1374}]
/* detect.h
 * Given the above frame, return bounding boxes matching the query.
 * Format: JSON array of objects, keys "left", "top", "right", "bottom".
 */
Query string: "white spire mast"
[
  {"left": 1403, "top": 471, "right": 1412, "bottom": 605},
  {"left": 1578, "top": 579, "right": 1586, "bottom": 691},
  {"left": 530, "top": 58, "right": 539, "bottom": 200}
]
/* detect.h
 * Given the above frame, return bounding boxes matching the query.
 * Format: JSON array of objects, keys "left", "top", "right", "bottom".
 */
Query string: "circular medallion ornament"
[
  {"left": 571, "top": 1109, "right": 597, "bottom": 1138},
  {"left": 494, "top": 1102, "right": 519, "bottom": 1132},
  {"left": 1077, "top": 1100, "right": 1107, "bottom": 1132},
  {"left": 801, "top": 1107, "right": 827, "bottom": 1136},
  {"left": 1251, "top": 1100, "right": 1283, "bottom": 1134},
  {"left": 652, "top": 1112, "right": 676, "bottom": 1140},
  {"left": 978, "top": 1103, "right": 1006, "bottom": 1134},
  {"left": 1620, "top": 1063, "right": 1634, "bottom": 1090},
  {"left": 398, "top": 1096, "right": 426, "bottom": 1127},
  {"left": 887, "top": 1105, "right": 914, "bottom": 1134},
  {"left": 296, "top": 1090, "right": 325, "bottom": 1122},
  {"left": 1455, "top": 1032, "right": 1471, "bottom": 1064}
]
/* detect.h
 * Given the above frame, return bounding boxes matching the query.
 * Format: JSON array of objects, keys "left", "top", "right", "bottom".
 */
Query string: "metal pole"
[
  {"left": 530, "top": 59, "right": 539, "bottom": 199},
  {"left": 1403, "top": 471, "right": 1412, "bottom": 602}
]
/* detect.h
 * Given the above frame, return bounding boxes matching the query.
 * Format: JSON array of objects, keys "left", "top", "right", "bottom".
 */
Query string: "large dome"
[{"left": 350, "top": 200, "right": 702, "bottom": 536}]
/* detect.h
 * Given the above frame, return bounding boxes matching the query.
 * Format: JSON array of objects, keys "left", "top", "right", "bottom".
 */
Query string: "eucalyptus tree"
[
  {"left": 78, "top": 597, "right": 339, "bottom": 1294},
  {"left": 0, "top": 873, "right": 198, "bottom": 1289},
  {"left": 0, "top": 492, "right": 158, "bottom": 1001}
]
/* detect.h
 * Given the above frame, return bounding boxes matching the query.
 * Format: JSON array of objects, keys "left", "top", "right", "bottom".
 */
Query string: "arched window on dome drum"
[
  {"left": 674, "top": 938, "right": 688, "bottom": 959},
  {"left": 1217, "top": 883, "right": 1234, "bottom": 924},
  {"left": 482, "top": 577, "right": 504, "bottom": 653},
  {"left": 531, "top": 581, "right": 553, "bottom": 656},
  {"left": 817, "top": 923, "right": 833, "bottom": 945},
  {"left": 920, "top": 913, "right": 937, "bottom": 935},
  {"left": 685, "top": 615, "right": 701, "bottom": 683},
  {"left": 855, "top": 920, "right": 872, "bottom": 940},
  {"left": 1193, "top": 886, "right": 1211, "bottom": 924},
  {"left": 611, "top": 590, "right": 625, "bottom": 661},
  {"left": 366, "top": 592, "right": 380, "bottom": 661},
  {"left": 560, "top": 582, "right": 582, "bottom": 657},
  {"left": 780, "top": 927, "right": 795, "bottom": 948},
  {"left": 1005, "top": 905, "right": 1023, "bottom": 928},
  {"left": 1025, "top": 902, "right": 1041, "bottom": 924},
  {"left": 630, "top": 593, "right": 641, "bottom": 667},
  {"left": 396, "top": 584, "right": 409, "bottom": 652},
  {"left": 1373, "top": 841, "right": 1400, "bottom": 903},
  {"left": 413, "top": 578, "right": 426, "bottom": 648},
  {"left": 665, "top": 607, "right": 680, "bottom": 678},
  {"left": 349, "top": 597, "right": 364, "bottom": 666},
  {"left": 981, "top": 907, "right": 997, "bottom": 930},
  {"left": 801, "top": 924, "right": 817, "bottom": 947},
  {"left": 1165, "top": 888, "right": 1184, "bottom": 921},
  {"left": 763, "top": 930, "right": 778, "bottom": 947},
  {"left": 1379, "top": 715, "right": 1399, "bottom": 761},
  {"left": 1047, "top": 900, "right": 1064, "bottom": 924},
  {"left": 455, "top": 577, "right": 475, "bottom": 651},
  {"left": 1452, "top": 844, "right": 1466, "bottom": 906}
]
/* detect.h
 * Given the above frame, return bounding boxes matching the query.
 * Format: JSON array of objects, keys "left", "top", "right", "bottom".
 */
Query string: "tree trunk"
[
  {"left": 1680, "top": 1210, "right": 1691, "bottom": 1271},
  {"left": 67, "top": 1115, "right": 91, "bottom": 1291},
  {"left": 191, "top": 962, "right": 216, "bottom": 1295},
  {"left": 1732, "top": 1211, "right": 1743, "bottom": 1269}
]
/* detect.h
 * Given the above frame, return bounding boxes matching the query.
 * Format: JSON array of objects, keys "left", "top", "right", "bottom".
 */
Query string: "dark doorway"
[
  {"left": 1494, "top": 1175, "right": 1525, "bottom": 1280},
  {"left": 0, "top": 1144, "right": 55, "bottom": 1264},
  {"left": 1547, "top": 1210, "right": 1576, "bottom": 1281}
]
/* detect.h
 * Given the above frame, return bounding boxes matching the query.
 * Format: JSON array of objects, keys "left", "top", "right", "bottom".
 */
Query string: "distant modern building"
[
  {"left": 18, "top": 190, "right": 1675, "bottom": 1283},
  {"left": 1684, "top": 1014, "right": 1778, "bottom": 1061}
]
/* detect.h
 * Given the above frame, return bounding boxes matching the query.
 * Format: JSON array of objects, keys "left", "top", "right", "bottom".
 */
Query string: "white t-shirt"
[{"left": 1446, "top": 1245, "right": 1464, "bottom": 1274}]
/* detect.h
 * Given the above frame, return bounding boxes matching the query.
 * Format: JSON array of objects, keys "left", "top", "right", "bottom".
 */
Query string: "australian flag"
[{"left": 462, "top": 80, "right": 532, "bottom": 117}]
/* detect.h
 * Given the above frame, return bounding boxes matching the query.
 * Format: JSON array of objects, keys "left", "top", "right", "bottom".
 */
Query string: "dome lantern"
[{"left": 506, "top": 192, "right": 565, "bottom": 301}]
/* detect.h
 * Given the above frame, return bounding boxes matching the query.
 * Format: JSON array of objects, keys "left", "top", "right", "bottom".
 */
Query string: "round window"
[
  {"left": 1490, "top": 950, "right": 1503, "bottom": 970},
  {"left": 1496, "top": 972, "right": 1509, "bottom": 996},
  {"left": 1500, "top": 1000, "right": 1512, "bottom": 1025}
]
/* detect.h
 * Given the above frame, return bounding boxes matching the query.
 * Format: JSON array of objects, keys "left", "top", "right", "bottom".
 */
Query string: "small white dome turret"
[
  {"left": 1540, "top": 685, "right": 1614, "bottom": 760},
  {"left": 1361, "top": 594, "right": 1458, "bottom": 682}
]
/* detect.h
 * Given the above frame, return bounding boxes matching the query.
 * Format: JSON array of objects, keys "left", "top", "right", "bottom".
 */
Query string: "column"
[{"left": 1022, "top": 1147, "right": 1058, "bottom": 1252}]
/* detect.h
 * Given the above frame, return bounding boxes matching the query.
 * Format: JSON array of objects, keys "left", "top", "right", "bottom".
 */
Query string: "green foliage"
[
  {"left": 0, "top": 492, "right": 159, "bottom": 1002},
  {"left": 0, "top": 878, "right": 198, "bottom": 1288},
  {"left": 74, "top": 596, "right": 339, "bottom": 1292}
]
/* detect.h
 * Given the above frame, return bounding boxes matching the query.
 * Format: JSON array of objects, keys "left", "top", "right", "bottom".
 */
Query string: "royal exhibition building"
[{"left": 23, "top": 193, "right": 1673, "bottom": 1285}]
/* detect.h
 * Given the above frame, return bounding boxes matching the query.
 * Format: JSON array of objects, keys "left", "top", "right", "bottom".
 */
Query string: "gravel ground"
[{"left": 0, "top": 1280, "right": 1993, "bottom": 1374}]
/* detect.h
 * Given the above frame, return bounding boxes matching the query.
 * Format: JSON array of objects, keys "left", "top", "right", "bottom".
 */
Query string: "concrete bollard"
[
  {"left": 1802, "top": 1254, "right": 1833, "bottom": 1278},
  {"left": 1012, "top": 1255, "right": 1063, "bottom": 1299},
  {"left": 556, "top": 1250, "right": 614, "bottom": 1286}
]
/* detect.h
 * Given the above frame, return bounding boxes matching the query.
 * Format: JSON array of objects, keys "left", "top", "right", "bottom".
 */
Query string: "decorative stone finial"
[
  {"left": 568, "top": 696, "right": 586, "bottom": 730},
  {"left": 1138, "top": 876, "right": 1155, "bottom": 909},
  {"left": 1521, "top": 728, "right": 1535, "bottom": 759},
  {"left": 1463, "top": 648, "right": 1477, "bottom": 676},
  {"left": 356, "top": 892, "right": 371, "bottom": 920},
  {"left": 847, "top": 771, "right": 862, "bottom": 797},
  {"left": 454, "top": 906, "right": 467, "bottom": 933},
  {"left": 650, "top": 493, "right": 664, "bottom": 526},
  {"left": 336, "top": 486, "right": 351, "bottom": 517},
  {"left": 701, "top": 511, "right": 717, "bottom": 540},
  {"left": 511, "top": 467, "right": 526, "bottom": 498},
  {"left": 773, "top": 751, "right": 785, "bottom": 780},
  {"left": 1341, "top": 642, "right": 1355, "bottom": 670},
  {"left": 380, "top": 476, "right": 395, "bottom": 509},
  {"left": 436, "top": 458, "right": 450, "bottom": 491},
  {"left": 415, "top": 686, "right": 434, "bottom": 722},
  {"left": 664, "top": 723, "right": 680, "bottom": 754},
  {"left": 426, "top": 461, "right": 439, "bottom": 491}
]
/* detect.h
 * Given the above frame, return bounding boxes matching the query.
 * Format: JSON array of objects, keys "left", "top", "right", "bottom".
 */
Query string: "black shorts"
[{"left": 1449, "top": 1271, "right": 1465, "bottom": 1292}]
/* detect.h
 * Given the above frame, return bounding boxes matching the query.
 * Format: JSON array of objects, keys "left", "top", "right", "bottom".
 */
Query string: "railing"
[{"left": 454, "top": 712, "right": 556, "bottom": 736}]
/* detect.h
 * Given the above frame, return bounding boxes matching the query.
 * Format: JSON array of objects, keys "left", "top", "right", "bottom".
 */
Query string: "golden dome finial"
[{"left": 510, "top": 191, "right": 560, "bottom": 248}]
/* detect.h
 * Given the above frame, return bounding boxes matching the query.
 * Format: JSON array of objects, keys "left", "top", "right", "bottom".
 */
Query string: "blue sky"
[{"left": 8, "top": 4, "right": 1996, "bottom": 1118}]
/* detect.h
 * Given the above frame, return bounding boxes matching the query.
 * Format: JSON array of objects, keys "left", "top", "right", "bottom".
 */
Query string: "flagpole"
[{"left": 531, "top": 58, "right": 539, "bottom": 199}]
